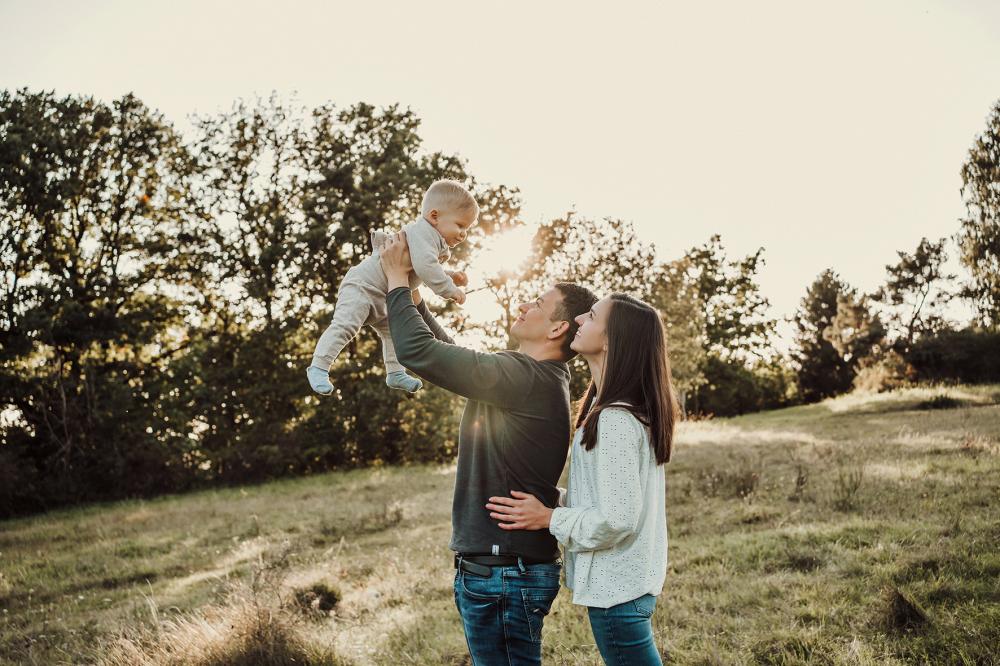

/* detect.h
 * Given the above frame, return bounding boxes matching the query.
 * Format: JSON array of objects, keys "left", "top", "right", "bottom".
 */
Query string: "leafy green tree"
[
  {"left": 648, "top": 256, "right": 707, "bottom": 413},
  {"left": 677, "top": 235, "right": 783, "bottom": 414},
  {"left": 873, "top": 237, "right": 954, "bottom": 350},
  {"left": 0, "top": 89, "right": 202, "bottom": 512},
  {"left": 956, "top": 98, "right": 1000, "bottom": 328},
  {"left": 0, "top": 90, "right": 495, "bottom": 514},
  {"left": 184, "top": 98, "right": 473, "bottom": 482},
  {"left": 690, "top": 355, "right": 795, "bottom": 416},
  {"left": 823, "top": 292, "right": 886, "bottom": 367},
  {"left": 684, "top": 234, "right": 775, "bottom": 361},
  {"left": 792, "top": 270, "right": 857, "bottom": 402},
  {"left": 297, "top": 102, "right": 472, "bottom": 468},
  {"left": 182, "top": 95, "right": 313, "bottom": 481}
]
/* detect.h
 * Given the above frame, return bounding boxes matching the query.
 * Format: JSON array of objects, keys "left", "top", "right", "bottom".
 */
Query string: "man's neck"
[{"left": 516, "top": 340, "right": 565, "bottom": 364}]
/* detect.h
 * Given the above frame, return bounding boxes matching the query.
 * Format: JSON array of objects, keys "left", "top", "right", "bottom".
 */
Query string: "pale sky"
[{"left": 3, "top": 0, "right": 999, "bottom": 347}]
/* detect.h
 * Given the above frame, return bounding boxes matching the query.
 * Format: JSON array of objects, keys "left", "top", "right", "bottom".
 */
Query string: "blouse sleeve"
[{"left": 548, "top": 408, "right": 645, "bottom": 552}]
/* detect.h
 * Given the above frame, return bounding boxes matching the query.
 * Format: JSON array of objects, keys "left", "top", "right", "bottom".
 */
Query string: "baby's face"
[{"left": 427, "top": 207, "right": 477, "bottom": 247}]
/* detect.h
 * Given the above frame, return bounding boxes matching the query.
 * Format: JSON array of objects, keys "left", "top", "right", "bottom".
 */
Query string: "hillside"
[{"left": 2, "top": 384, "right": 998, "bottom": 665}]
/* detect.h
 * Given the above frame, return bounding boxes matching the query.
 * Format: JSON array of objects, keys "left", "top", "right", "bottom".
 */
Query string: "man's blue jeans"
[
  {"left": 453, "top": 557, "right": 561, "bottom": 665},
  {"left": 587, "top": 593, "right": 662, "bottom": 665}
]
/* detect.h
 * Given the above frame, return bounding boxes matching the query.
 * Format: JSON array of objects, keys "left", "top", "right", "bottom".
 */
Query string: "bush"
[
  {"left": 905, "top": 327, "right": 1000, "bottom": 384},
  {"left": 915, "top": 395, "right": 963, "bottom": 410},
  {"left": 852, "top": 350, "right": 913, "bottom": 393},
  {"left": 690, "top": 355, "right": 797, "bottom": 417}
]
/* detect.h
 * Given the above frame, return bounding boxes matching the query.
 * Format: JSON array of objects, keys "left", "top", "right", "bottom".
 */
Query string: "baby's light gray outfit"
[{"left": 311, "top": 216, "right": 462, "bottom": 374}]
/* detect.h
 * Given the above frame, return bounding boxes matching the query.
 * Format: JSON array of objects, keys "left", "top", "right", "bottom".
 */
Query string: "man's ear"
[{"left": 548, "top": 320, "right": 570, "bottom": 340}]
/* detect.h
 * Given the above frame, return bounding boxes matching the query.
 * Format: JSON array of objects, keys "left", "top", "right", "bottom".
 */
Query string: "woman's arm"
[{"left": 549, "top": 409, "right": 646, "bottom": 551}]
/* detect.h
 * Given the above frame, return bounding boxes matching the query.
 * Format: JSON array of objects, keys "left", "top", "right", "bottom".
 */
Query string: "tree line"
[{"left": 2, "top": 89, "right": 998, "bottom": 517}]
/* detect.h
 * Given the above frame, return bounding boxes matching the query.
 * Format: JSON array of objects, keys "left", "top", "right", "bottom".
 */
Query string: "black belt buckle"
[{"left": 454, "top": 555, "right": 492, "bottom": 578}]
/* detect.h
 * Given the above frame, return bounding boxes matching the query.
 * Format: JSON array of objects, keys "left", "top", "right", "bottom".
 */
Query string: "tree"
[
  {"left": 675, "top": 235, "right": 784, "bottom": 415},
  {"left": 683, "top": 234, "right": 776, "bottom": 362},
  {"left": 299, "top": 101, "right": 468, "bottom": 305},
  {"left": 184, "top": 98, "right": 473, "bottom": 483},
  {"left": 823, "top": 292, "right": 886, "bottom": 368},
  {"left": 956, "top": 98, "right": 1000, "bottom": 328},
  {"left": 648, "top": 256, "right": 707, "bottom": 412},
  {"left": 0, "top": 90, "right": 495, "bottom": 515},
  {"left": 873, "top": 236, "right": 954, "bottom": 350},
  {"left": 0, "top": 89, "right": 203, "bottom": 511},
  {"left": 792, "top": 270, "right": 856, "bottom": 402}
]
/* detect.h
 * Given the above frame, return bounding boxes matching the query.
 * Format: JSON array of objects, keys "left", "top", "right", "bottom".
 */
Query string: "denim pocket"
[
  {"left": 522, "top": 586, "right": 560, "bottom": 643},
  {"left": 528, "top": 562, "right": 562, "bottom": 578},
  {"left": 458, "top": 569, "right": 502, "bottom": 601},
  {"left": 631, "top": 593, "right": 657, "bottom": 618}
]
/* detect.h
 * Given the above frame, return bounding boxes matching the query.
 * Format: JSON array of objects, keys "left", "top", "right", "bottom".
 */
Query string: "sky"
[{"left": 3, "top": 0, "right": 999, "bottom": 347}]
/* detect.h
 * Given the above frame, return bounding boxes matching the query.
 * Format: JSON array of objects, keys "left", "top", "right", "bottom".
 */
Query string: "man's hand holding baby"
[
  {"left": 382, "top": 232, "right": 467, "bottom": 305},
  {"left": 380, "top": 230, "right": 413, "bottom": 291}
]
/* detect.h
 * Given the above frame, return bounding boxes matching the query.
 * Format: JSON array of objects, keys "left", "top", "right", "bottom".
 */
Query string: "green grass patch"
[{"left": 2, "top": 384, "right": 999, "bottom": 664}]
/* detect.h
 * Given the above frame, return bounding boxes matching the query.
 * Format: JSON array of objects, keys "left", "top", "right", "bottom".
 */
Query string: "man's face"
[
  {"left": 427, "top": 207, "right": 477, "bottom": 247},
  {"left": 511, "top": 286, "right": 566, "bottom": 345}
]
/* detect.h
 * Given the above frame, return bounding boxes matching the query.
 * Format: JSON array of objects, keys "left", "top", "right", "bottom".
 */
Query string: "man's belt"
[{"left": 454, "top": 553, "right": 558, "bottom": 577}]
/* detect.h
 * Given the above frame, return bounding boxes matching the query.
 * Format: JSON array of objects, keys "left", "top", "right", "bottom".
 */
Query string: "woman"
[{"left": 485, "top": 293, "right": 678, "bottom": 666}]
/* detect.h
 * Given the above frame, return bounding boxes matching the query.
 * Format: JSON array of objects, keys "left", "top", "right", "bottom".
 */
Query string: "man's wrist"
[{"left": 387, "top": 274, "right": 410, "bottom": 291}]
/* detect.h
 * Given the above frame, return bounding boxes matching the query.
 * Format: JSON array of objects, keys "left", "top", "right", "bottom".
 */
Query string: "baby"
[{"left": 307, "top": 179, "right": 477, "bottom": 395}]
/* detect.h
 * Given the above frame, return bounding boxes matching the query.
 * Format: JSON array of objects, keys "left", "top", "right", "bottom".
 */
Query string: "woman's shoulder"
[{"left": 597, "top": 404, "right": 646, "bottom": 437}]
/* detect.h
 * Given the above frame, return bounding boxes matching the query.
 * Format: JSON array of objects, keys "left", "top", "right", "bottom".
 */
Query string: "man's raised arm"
[
  {"left": 413, "top": 295, "right": 455, "bottom": 345},
  {"left": 387, "top": 287, "right": 531, "bottom": 407}
]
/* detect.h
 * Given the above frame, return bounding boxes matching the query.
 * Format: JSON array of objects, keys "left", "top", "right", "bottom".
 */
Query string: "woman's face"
[{"left": 570, "top": 295, "right": 610, "bottom": 357}]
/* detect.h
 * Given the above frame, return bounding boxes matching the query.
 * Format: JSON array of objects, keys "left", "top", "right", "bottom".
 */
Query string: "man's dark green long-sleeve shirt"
[{"left": 389, "top": 287, "right": 572, "bottom": 561}]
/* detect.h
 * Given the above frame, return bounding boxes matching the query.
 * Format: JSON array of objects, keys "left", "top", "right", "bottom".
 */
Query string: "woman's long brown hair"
[{"left": 575, "top": 294, "right": 679, "bottom": 464}]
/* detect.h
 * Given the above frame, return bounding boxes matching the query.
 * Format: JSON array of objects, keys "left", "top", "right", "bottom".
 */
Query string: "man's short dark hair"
[{"left": 551, "top": 282, "right": 599, "bottom": 361}]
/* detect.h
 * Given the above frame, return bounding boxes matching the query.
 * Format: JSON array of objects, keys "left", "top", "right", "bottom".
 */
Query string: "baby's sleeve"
[{"left": 408, "top": 227, "right": 462, "bottom": 300}]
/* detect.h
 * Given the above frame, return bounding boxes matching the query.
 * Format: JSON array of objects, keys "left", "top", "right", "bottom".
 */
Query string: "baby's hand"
[
  {"left": 447, "top": 270, "right": 469, "bottom": 287},
  {"left": 453, "top": 289, "right": 466, "bottom": 306}
]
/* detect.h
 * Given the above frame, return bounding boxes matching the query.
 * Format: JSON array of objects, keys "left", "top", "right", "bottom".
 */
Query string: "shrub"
[{"left": 905, "top": 327, "right": 1000, "bottom": 384}]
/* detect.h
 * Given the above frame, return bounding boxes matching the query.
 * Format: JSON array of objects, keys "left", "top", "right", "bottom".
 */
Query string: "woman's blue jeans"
[{"left": 587, "top": 593, "right": 662, "bottom": 665}]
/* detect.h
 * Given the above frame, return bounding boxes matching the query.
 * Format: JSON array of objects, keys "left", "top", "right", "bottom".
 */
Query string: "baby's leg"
[
  {"left": 372, "top": 320, "right": 423, "bottom": 393},
  {"left": 309, "top": 286, "right": 373, "bottom": 394}
]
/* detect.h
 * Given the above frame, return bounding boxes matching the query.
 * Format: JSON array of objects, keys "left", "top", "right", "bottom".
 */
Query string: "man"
[{"left": 379, "top": 231, "right": 597, "bottom": 665}]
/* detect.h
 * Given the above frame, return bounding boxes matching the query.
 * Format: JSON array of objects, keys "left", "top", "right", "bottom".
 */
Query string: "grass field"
[{"left": 2, "top": 384, "right": 999, "bottom": 665}]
